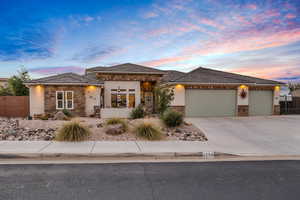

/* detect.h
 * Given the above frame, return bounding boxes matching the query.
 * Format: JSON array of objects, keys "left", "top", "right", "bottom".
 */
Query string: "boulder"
[
  {"left": 105, "top": 124, "right": 124, "bottom": 135},
  {"left": 53, "top": 111, "right": 68, "bottom": 120}
]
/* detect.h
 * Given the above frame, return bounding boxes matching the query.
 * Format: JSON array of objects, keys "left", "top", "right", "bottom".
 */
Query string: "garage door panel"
[
  {"left": 185, "top": 89, "right": 236, "bottom": 117},
  {"left": 249, "top": 90, "right": 273, "bottom": 116}
]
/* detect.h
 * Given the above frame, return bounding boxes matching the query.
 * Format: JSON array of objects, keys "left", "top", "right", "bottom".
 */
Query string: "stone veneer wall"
[
  {"left": 170, "top": 106, "right": 185, "bottom": 116},
  {"left": 44, "top": 86, "right": 86, "bottom": 116},
  {"left": 237, "top": 105, "right": 249, "bottom": 116},
  {"left": 96, "top": 73, "right": 163, "bottom": 82},
  {"left": 273, "top": 105, "right": 280, "bottom": 115}
]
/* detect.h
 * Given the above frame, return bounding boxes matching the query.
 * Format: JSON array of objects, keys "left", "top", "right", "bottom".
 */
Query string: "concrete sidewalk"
[{"left": 0, "top": 141, "right": 220, "bottom": 159}]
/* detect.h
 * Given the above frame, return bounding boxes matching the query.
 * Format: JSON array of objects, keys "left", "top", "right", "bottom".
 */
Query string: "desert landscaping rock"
[
  {"left": 53, "top": 111, "right": 68, "bottom": 120},
  {"left": 0, "top": 118, "right": 56, "bottom": 141},
  {"left": 0, "top": 117, "right": 207, "bottom": 142}
]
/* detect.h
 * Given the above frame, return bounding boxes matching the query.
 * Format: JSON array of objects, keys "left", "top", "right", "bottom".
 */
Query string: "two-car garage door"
[
  {"left": 185, "top": 89, "right": 274, "bottom": 117},
  {"left": 185, "top": 89, "right": 237, "bottom": 117}
]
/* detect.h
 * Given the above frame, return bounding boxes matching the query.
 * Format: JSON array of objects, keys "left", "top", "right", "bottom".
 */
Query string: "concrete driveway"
[{"left": 186, "top": 115, "right": 300, "bottom": 156}]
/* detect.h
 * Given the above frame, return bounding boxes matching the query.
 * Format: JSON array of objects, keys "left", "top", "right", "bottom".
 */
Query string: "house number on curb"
[{"left": 203, "top": 152, "right": 215, "bottom": 159}]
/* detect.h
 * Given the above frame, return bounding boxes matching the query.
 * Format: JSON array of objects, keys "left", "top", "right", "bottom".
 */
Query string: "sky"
[{"left": 0, "top": 0, "right": 299, "bottom": 82}]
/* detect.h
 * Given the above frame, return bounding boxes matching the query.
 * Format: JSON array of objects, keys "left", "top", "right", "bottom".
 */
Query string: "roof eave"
[
  {"left": 25, "top": 82, "right": 104, "bottom": 86},
  {"left": 165, "top": 82, "right": 285, "bottom": 86},
  {"left": 90, "top": 71, "right": 166, "bottom": 75}
]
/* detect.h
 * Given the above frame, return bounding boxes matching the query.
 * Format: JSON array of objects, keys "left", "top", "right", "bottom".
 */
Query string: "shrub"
[
  {"left": 162, "top": 109, "right": 183, "bottom": 127},
  {"left": 134, "top": 122, "right": 162, "bottom": 140},
  {"left": 55, "top": 121, "right": 91, "bottom": 142},
  {"left": 130, "top": 104, "right": 145, "bottom": 119},
  {"left": 154, "top": 86, "right": 174, "bottom": 115},
  {"left": 62, "top": 109, "right": 72, "bottom": 117},
  {"left": 106, "top": 118, "right": 128, "bottom": 131}
]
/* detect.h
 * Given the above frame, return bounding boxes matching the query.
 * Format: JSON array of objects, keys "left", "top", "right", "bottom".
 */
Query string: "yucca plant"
[
  {"left": 106, "top": 118, "right": 128, "bottom": 131},
  {"left": 55, "top": 121, "right": 91, "bottom": 142},
  {"left": 134, "top": 122, "right": 162, "bottom": 140}
]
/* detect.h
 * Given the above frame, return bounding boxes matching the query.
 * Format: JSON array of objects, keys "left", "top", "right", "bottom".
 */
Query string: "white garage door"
[
  {"left": 249, "top": 90, "right": 273, "bottom": 116},
  {"left": 185, "top": 89, "right": 237, "bottom": 117}
]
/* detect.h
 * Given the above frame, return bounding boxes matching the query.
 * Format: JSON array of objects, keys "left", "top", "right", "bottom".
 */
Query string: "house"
[
  {"left": 0, "top": 78, "right": 8, "bottom": 88},
  {"left": 25, "top": 63, "right": 284, "bottom": 118},
  {"left": 291, "top": 88, "right": 300, "bottom": 97}
]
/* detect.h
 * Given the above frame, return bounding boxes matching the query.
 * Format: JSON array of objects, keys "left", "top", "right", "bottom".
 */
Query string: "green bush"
[
  {"left": 62, "top": 109, "right": 72, "bottom": 117},
  {"left": 134, "top": 122, "right": 162, "bottom": 140},
  {"left": 130, "top": 104, "right": 145, "bottom": 119},
  {"left": 162, "top": 109, "right": 183, "bottom": 127},
  {"left": 106, "top": 118, "right": 128, "bottom": 131},
  {"left": 55, "top": 121, "right": 91, "bottom": 142}
]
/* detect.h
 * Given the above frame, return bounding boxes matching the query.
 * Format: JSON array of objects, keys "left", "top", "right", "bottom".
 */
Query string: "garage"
[
  {"left": 249, "top": 90, "right": 273, "bottom": 116},
  {"left": 185, "top": 89, "right": 237, "bottom": 117}
]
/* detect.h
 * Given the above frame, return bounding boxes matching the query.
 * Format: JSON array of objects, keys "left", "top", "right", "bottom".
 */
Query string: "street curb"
[{"left": 0, "top": 152, "right": 237, "bottom": 160}]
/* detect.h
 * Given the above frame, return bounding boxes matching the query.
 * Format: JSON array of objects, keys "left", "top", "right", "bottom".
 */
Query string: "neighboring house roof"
[
  {"left": 162, "top": 70, "right": 186, "bottom": 82},
  {"left": 0, "top": 78, "right": 8, "bottom": 81},
  {"left": 25, "top": 73, "right": 103, "bottom": 85},
  {"left": 292, "top": 89, "right": 300, "bottom": 97},
  {"left": 86, "top": 63, "right": 166, "bottom": 74},
  {"left": 170, "top": 67, "right": 284, "bottom": 85}
]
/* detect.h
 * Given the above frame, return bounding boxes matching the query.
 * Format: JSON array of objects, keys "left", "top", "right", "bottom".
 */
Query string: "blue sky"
[{"left": 0, "top": 0, "right": 299, "bottom": 82}]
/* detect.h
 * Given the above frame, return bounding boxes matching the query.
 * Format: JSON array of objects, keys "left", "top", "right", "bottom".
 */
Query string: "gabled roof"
[
  {"left": 25, "top": 73, "right": 103, "bottom": 85},
  {"left": 162, "top": 70, "right": 186, "bottom": 82},
  {"left": 86, "top": 63, "right": 166, "bottom": 74},
  {"left": 170, "top": 67, "right": 284, "bottom": 85}
]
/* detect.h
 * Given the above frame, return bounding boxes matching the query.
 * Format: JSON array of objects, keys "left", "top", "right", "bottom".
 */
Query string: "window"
[
  {"left": 56, "top": 91, "right": 74, "bottom": 110},
  {"left": 65, "top": 91, "right": 74, "bottom": 109},
  {"left": 111, "top": 89, "right": 127, "bottom": 108},
  {"left": 129, "top": 89, "right": 135, "bottom": 108},
  {"left": 56, "top": 91, "right": 64, "bottom": 109}
]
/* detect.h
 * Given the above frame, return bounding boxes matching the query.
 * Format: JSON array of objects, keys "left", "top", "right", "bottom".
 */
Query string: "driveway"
[{"left": 186, "top": 115, "right": 300, "bottom": 156}]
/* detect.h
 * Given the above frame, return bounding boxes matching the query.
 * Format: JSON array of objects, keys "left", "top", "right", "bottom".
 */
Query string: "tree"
[
  {"left": 0, "top": 87, "right": 13, "bottom": 96},
  {"left": 8, "top": 68, "right": 31, "bottom": 96},
  {"left": 154, "top": 86, "right": 174, "bottom": 115}
]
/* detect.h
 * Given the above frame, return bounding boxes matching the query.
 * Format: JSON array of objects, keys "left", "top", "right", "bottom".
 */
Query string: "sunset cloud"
[{"left": 29, "top": 66, "right": 85, "bottom": 76}]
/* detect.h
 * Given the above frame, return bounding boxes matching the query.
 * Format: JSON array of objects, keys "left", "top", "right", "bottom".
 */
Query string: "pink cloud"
[
  {"left": 251, "top": 9, "right": 281, "bottom": 23},
  {"left": 246, "top": 4, "right": 257, "bottom": 10},
  {"left": 141, "top": 55, "right": 191, "bottom": 67},
  {"left": 184, "top": 28, "right": 300, "bottom": 56},
  {"left": 143, "top": 12, "right": 159, "bottom": 19},
  {"left": 228, "top": 65, "right": 300, "bottom": 81},
  {"left": 198, "top": 18, "right": 225, "bottom": 29},
  {"left": 285, "top": 13, "right": 296, "bottom": 19},
  {"left": 29, "top": 66, "right": 85, "bottom": 76}
]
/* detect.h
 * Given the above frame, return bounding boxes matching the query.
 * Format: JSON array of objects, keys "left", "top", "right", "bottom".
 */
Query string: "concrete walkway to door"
[{"left": 186, "top": 115, "right": 300, "bottom": 156}]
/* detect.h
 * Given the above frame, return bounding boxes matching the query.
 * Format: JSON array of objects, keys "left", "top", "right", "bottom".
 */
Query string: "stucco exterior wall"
[
  {"left": 273, "top": 86, "right": 280, "bottom": 106},
  {"left": 101, "top": 108, "right": 132, "bottom": 118},
  {"left": 85, "top": 86, "right": 101, "bottom": 116},
  {"left": 29, "top": 86, "right": 45, "bottom": 116},
  {"left": 104, "top": 81, "right": 141, "bottom": 108},
  {"left": 171, "top": 85, "right": 185, "bottom": 106}
]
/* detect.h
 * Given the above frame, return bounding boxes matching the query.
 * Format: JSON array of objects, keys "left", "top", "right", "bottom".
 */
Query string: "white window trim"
[
  {"left": 56, "top": 91, "right": 64, "bottom": 110},
  {"left": 65, "top": 91, "right": 74, "bottom": 110}
]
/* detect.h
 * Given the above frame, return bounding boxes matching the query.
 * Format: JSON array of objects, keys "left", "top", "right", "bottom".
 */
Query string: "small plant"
[
  {"left": 106, "top": 118, "right": 128, "bottom": 131},
  {"left": 130, "top": 104, "right": 145, "bottom": 119},
  {"left": 55, "top": 121, "right": 91, "bottom": 142},
  {"left": 62, "top": 109, "right": 72, "bottom": 118},
  {"left": 40, "top": 115, "right": 49, "bottom": 120},
  {"left": 162, "top": 109, "right": 183, "bottom": 127},
  {"left": 134, "top": 122, "right": 162, "bottom": 140}
]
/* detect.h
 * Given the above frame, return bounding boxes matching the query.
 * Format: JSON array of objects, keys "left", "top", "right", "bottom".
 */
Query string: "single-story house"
[
  {"left": 0, "top": 78, "right": 9, "bottom": 88},
  {"left": 292, "top": 88, "right": 300, "bottom": 97},
  {"left": 25, "top": 63, "right": 284, "bottom": 118}
]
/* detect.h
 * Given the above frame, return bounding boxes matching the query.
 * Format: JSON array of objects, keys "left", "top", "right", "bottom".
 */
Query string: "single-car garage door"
[
  {"left": 185, "top": 89, "right": 237, "bottom": 117},
  {"left": 249, "top": 90, "right": 273, "bottom": 116}
]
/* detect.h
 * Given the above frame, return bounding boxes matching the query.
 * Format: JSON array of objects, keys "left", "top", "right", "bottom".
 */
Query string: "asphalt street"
[{"left": 1, "top": 160, "right": 300, "bottom": 200}]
